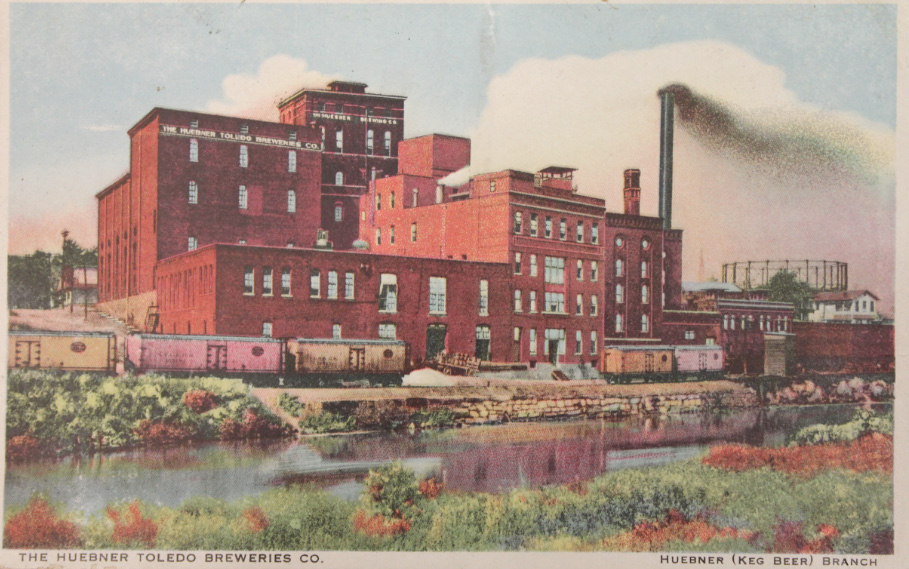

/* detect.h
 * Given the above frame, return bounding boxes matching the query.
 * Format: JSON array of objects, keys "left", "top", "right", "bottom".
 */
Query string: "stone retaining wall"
[{"left": 314, "top": 388, "right": 759, "bottom": 428}]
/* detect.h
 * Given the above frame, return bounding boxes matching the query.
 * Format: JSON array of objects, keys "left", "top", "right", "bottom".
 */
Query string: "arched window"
[
  {"left": 335, "top": 171, "right": 344, "bottom": 186},
  {"left": 615, "top": 314, "right": 624, "bottom": 333},
  {"left": 641, "top": 261, "right": 648, "bottom": 278},
  {"left": 412, "top": 188, "right": 419, "bottom": 208},
  {"left": 335, "top": 128, "right": 343, "bottom": 152},
  {"left": 615, "top": 258, "right": 624, "bottom": 277},
  {"left": 366, "top": 129, "right": 374, "bottom": 155},
  {"left": 642, "top": 284, "right": 649, "bottom": 304},
  {"left": 616, "top": 284, "right": 624, "bottom": 303}
]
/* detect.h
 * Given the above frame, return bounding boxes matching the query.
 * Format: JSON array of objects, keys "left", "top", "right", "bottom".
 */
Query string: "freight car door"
[
  {"left": 14, "top": 340, "right": 41, "bottom": 368},
  {"left": 698, "top": 352, "right": 708, "bottom": 372},
  {"left": 206, "top": 345, "right": 227, "bottom": 371},
  {"left": 348, "top": 347, "right": 366, "bottom": 371},
  {"left": 644, "top": 353, "right": 654, "bottom": 372}
]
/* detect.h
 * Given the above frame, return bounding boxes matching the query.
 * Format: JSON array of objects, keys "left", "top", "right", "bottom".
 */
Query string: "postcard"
[{"left": 2, "top": 2, "right": 904, "bottom": 569}]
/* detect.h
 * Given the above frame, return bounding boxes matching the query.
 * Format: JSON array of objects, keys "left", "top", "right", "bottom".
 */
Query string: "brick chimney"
[{"left": 623, "top": 169, "right": 641, "bottom": 216}]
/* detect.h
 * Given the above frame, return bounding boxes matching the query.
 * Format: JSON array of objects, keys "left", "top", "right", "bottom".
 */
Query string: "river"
[{"left": 5, "top": 403, "right": 887, "bottom": 516}]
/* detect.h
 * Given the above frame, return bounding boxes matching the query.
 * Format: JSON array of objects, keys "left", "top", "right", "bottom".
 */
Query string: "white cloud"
[
  {"left": 204, "top": 54, "right": 339, "bottom": 121},
  {"left": 468, "top": 41, "right": 895, "bottom": 310}
]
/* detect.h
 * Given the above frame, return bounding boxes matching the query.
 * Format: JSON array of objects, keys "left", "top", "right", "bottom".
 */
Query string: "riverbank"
[{"left": 254, "top": 378, "right": 757, "bottom": 431}]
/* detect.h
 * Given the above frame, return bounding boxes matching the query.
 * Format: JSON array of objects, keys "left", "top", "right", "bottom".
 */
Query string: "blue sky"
[{"left": 7, "top": 3, "right": 898, "bottom": 309}]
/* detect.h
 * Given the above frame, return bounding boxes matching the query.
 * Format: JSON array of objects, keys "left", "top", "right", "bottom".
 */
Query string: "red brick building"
[
  {"left": 154, "top": 244, "right": 513, "bottom": 364},
  {"left": 97, "top": 109, "right": 323, "bottom": 306},
  {"left": 278, "top": 81, "right": 406, "bottom": 249}
]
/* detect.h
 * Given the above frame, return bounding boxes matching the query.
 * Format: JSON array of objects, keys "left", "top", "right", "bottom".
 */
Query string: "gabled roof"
[{"left": 814, "top": 290, "right": 879, "bottom": 302}]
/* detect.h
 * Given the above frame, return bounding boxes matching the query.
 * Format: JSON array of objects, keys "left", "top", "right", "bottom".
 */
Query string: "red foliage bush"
[
  {"left": 703, "top": 434, "right": 892, "bottom": 477},
  {"left": 4, "top": 497, "right": 82, "bottom": 549},
  {"left": 134, "top": 420, "right": 194, "bottom": 446},
  {"left": 219, "top": 418, "right": 244, "bottom": 440},
  {"left": 352, "top": 509, "right": 412, "bottom": 537},
  {"left": 772, "top": 521, "right": 838, "bottom": 553},
  {"left": 182, "top": 389, "right": 218, "bottom": 414},
  {"left": 605, "top": 510, "right": 754, "bottom": 552},
  {"left": 418, "top": 478, "right": 444, "bottom": 500},
  {"left": 107, "top": 501, "right": 158, "bottom": 547},
  {"left": 6, "top": 433, "right": 43, "bottom": 462},
  {"left": 241, "top": 506, "right": 269, "bottom": 534},
  {"left": 242, "top": 409, "right": 289, "bottom": 439}
]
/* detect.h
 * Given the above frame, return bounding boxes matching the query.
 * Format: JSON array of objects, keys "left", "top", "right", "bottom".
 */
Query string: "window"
[
  {"left": 384, "top": 132, "right": 391, "bottom": 156},
  {"left": 544, "top": 257, "right": 565, "bottom": 284},
  {"left": 304, "top": 269, "right": 319, "bottom": 298},
  {"left": 289, "top": 131, "right": 296, "bottom": 142},
  {"left": 731, "top": 316, "right": 736, "bottom": 330},
  {"left": 332, "top": 324, "right": 342, "bottom": 339},
  {"left": 514, "top": 212, "right": 522, "bottom": 234},
  {"left": 319, "top": 126, "right": 326, "bottom": 149},
  {"left": 490, "top": 180, "right": 496, "bottom": 192},
  {"left": 684, "top": 330, "right": 695, "bottom": 340},
  {"left": 390, "top": 192, "right": 395, "bottom": 209},
  {"left": 188, "top": 181, "right": 198, "bottom": 204},
  {"left": 281, "top": 269, "right": 291, "bottom": 296},
  {"left": 244, "top": 267, "right": 254, "bottom": 295},
  {"left": 345, "top": 272, "right": 355, "bottom": 299},
  {"left": 287, "top": 190, "right": 296, "bottom": 213},
  {"left": 476, "top": 326, "right": 492, "bottom": 360},
  {"left": 615, "top": 313, "right": 624, "bottom": 333},
  {"left": 706, "top": 337, "right": 716, "bottom": 346},
  {"left": 261, "top": 266, "right": 273, "bottom": 295},
  {"left": 530, "top": 254, "right": 537, "bottom": 277},
  {"left": 376, "top": 194, "right": 381, "bottom": 210},
  {"left": 545, "top": 217, "right": 553, "bottom": 238},
  {"left": 642, "top": 284, "right": 649, "bottom": 304},
  {"left": 590, "top": 331, "right": 598, "bottom": 355},
  {"left": 530, "top": 213, "right": 538, "bottom": 237},
  {"left": 759, "top": 315, "right": 765, "bottom": 331},
  {"left": 335, "top": 171, "right": 344, "bottom": 186},
  {"left": 238, "top": 185, "right": 247, "bottom": 209},
  {"left": 591, "top": 261, "right": 598, "bottom": 282},
  {"left": 366, "top": 130, "right": 374, "bottom": 155},
  {"left": 544, "top": 329, "right": 566, "bottom": 356},
  {"left": 238, "top": 239, "right": 247, "bottom": 245},
  {"left": 723, "top": 315, "right": 729, "bottom": 330},
  {"left": 616, "top": 284, "right": 624, "bottom": 303},
  {"left": 262, "top": 322, "right": 272, "bottom": 338},
  {"left": 189, "top": 139, "right": 198, "bottom": 162},
  {"left": 379, "top": 274, "right": 397, "bottom": 312},
  {"left": 429, "top": 277, "right": 447, "bottom": 314},
  {"left": 615, "top": 259, "right": 624, "bottom": 277},
  {"left": 334, "top": 204, "right": 343, "bottom": 222},
  {"left": 576, "top": 260, "right": 583, "bottom": 280},
  {"left": 375, "top": 228, "right": 381, "bottom": 245},
  {"left": 591, "top": 223, "right": 599, "bottom": 244},
  {"left": 544, "top": 292, "right": 565, "bottom": 313},
  {"left": 615, "top": 236, "right": 624, "bottom": 247},
  {"left": 435, "top": 185, "right": 443, "bottom": 204},
  {"left": 327, "top": 271, "right": 338, "bottom": 299},
  {"left": 239, "top": 145, "right": 248, "bottom": 168},
  {"left": 529, "top": 291, "right": 537, "bottom": 312},
  {"left": 411, "top": 223, "right": 417, "bottom": 242},
  {"left": 576, "top": 222, "right": 584, "bottom": 243},
  {"left": 590, "top": 295, "right": 598, "bottom": 316},
  {"left": 188, "top": 237, "right": 197, "bottom": 251},
  {"left": 871, "top": 301, "right": 875, "bottom": 312},
  {"left": 514, "top": 290, "right": 522, "bottom": 312},
  {"left": 390, "top": 225, "right": 395, "bottom": 244},
  {"left": 559, "top": 219, "right": 567, "bottom": 241},
  {"left": 514, "top": 252, "right": 522, "bottom": 275},
  {"left": 642, "top": 237, "right": 651, "bottom": 250},
  {"left": 576, "top": 294, "right": 583, "bottom": 315},
  {"left": 378, "top": 323, "right": 396, "bottom": 339},
  {"left": 529, "top": 329, "right": 537, "bottom": 356},
  {"left": 336, "top": 128, "right": 343, "bottom": 152},
  {"left": 240, "top": 124, "right": 249, "bottom": 135},
  {"left": 641, "top": 314, "right": 649, "bottom": 333},
  {"left": 287, "top": 242, "right": 294, "bottom": 248},
  {"left": 190, "top": 119, "right": 199, "bottom": 128},
  {"left": 479, "top": 280, "right": 489, "bottom": 315},
  {"left": 641, "top": 261, "right": 648, "bottom": 278}
]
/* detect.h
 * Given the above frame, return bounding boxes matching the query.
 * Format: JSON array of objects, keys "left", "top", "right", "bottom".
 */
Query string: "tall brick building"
[{"left": 278, "top": 81, "right": 406, "bottom": 249}]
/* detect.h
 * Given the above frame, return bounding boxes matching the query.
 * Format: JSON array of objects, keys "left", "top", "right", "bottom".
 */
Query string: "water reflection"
[{"left": 6, "top": 404, "right": 886, "bottom": 514}]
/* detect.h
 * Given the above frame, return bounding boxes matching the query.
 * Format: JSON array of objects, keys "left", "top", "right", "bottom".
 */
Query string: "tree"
[
  {"left": 8, "top": 251, "right": 56, "bottom": 309},
  {"left": 766, "top": 271, "right": 814, "bottom": 320}
]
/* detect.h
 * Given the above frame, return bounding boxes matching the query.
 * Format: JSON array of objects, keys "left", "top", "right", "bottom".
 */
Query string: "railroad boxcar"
[
  {"left": 286, "top": 338, "right": 410, "bottom": 385},
  {"left": 126, "top": 333, "right": 284, "bottom": 375},
  {"left": 673, "top": 345, "right": 725, "bottom": 378},
  {"left": 8, "top": 330, "right": 116, "bottom": 373},
  {"left": 599, "top": 345, "right": 675, "bottom": 382}
]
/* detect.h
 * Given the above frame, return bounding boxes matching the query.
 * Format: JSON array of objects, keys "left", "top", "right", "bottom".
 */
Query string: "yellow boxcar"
[
  {"left": 600, "top": 346, "right": 674, "bottom": 375},
  {"left": 288, "top": 338, "right": 409, "bottom": 375},
  {"left": 9, "top": 331, "right": 117, "bottom": 372}
]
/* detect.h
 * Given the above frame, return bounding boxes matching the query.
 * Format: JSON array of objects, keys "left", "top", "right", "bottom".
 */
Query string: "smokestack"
[
  {"left": 623, "top": 169, "right": 641, "bottom": 216},
  {"left": 658, "top": 90, "right": 675, "bottom": 230}
]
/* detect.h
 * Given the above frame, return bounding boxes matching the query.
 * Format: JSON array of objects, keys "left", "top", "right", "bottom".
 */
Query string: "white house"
[{"left": 807, "top": 290, "right": 880, "bottom": 323}]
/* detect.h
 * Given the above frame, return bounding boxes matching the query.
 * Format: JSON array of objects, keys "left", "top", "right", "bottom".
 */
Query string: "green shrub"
[
  {"left": 789, "top": 409, "right": 893, "bottom": 446},
  {"left": 361, "top": 462, "right": 422, "bottom": 520},
  {"left": 277, "top": 394, "right": 304, "bottom": 418},
  {"left": 409, "top": 409, "right": 456, "bottom": 429},
  {"left": 299, "top": 411, "right": 356, "bottom": 434}
]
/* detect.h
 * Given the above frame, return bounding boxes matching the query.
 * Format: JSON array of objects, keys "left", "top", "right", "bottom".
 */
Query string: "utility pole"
[{"left": 62, "top": 229, "right": 72, "bottom": 313}]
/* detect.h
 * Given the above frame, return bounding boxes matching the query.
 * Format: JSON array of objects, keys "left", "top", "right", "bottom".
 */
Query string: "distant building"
[
  {"left": 807, "top": 290, "right": 880, "bottom": 323},
  {"left": 58, "top": 266, "right": 98, "bottom": 307},
  {"left": 681, "top": 281, "right": 744, "bottom": 311}
]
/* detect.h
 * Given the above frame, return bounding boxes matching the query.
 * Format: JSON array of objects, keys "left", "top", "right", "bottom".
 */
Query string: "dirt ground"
[{"left": 9, "top": 308, "right": 129, "bottom": 334}]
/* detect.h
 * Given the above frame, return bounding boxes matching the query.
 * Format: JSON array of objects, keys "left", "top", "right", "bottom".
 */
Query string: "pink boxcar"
[
  {"left": 673, "top": 345, "right": 724, "bottom": 375},
  {"left": 126, "top": 334, "right": 284, "bottom": 375}
]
